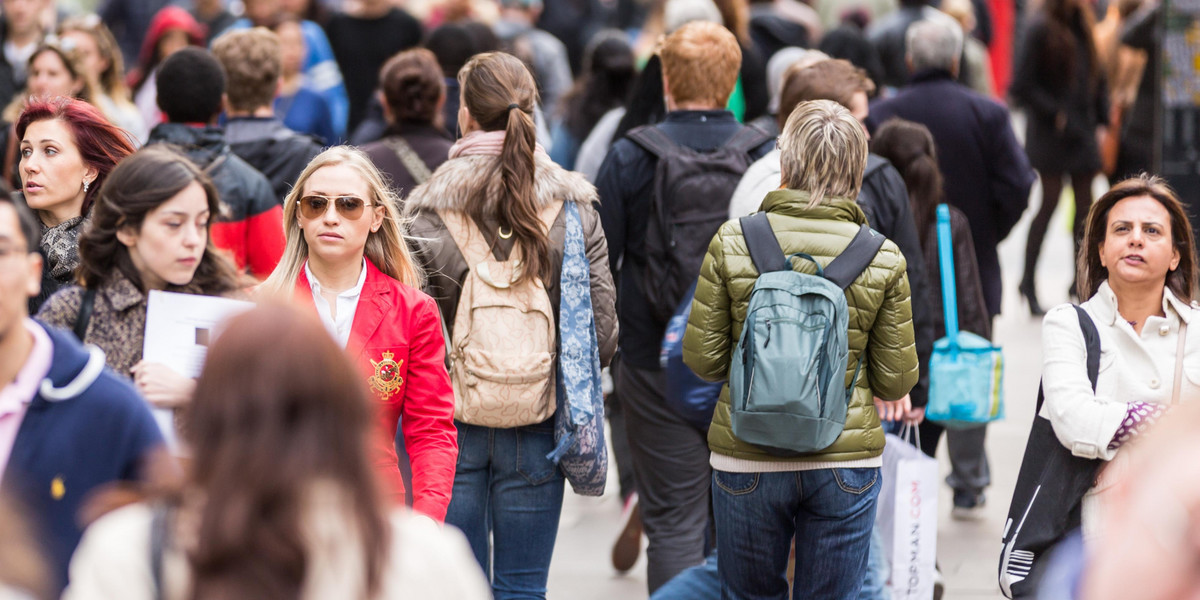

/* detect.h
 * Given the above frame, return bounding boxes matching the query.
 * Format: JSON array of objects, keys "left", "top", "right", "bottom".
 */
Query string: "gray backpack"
[{"left": 730, "top": 212, "right": 885, "bottom": 454}]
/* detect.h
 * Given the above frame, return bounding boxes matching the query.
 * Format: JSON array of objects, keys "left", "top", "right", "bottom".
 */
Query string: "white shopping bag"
[{"left": 877, "top": 427, "right": 939, "bottom": 600}]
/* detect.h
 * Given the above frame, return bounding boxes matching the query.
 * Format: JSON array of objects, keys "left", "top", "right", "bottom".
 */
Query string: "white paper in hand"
[{"left": 142, "top": 291, "right": 253, "bottom": 446}]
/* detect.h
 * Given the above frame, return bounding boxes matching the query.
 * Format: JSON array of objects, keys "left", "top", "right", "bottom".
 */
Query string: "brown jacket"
[
  {"left": 404, "top": 152, "right": 618, "bottom": 367},
  {"left": 36, "top": 274, "right": 151, "bottom": 378}
]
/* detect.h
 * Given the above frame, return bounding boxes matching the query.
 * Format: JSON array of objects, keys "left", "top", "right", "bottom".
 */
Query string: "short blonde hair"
[
  {"left": 779, "top": 99, "right": 869, "bottom": 207},
  {"left": 660, "top": 21, "right": 741, "bottom": 107},
  {"left": 261, "top": 146, "right": 424, "bottom": 297},
  {"left": 212, "top": 28, "right": 281, "bottom": 112}
]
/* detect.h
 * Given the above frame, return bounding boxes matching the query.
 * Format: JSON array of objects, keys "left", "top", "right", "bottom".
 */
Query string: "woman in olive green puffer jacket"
[{"left": 681, "top": 100, "right": 918, "bottom": 599}]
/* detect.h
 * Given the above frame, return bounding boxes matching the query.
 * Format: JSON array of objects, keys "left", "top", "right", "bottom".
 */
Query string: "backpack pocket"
[
  {"left": 739, "top": 312, "right": 831, "bottom": 419},
  {"left": 451, "top": 290, "right": 558, "bottom": 428}
]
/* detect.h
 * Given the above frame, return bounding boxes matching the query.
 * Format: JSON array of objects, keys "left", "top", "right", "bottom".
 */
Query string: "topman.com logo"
[{"left": 905, "top": 480, "right": 923, "bottom": 596}]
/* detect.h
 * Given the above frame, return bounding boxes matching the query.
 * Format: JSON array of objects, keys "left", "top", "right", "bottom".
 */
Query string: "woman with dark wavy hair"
[
  {"left": 63, "top": 303, "right": 490, "bottom": 600},
  {"left": 37, "top": 145, "right": 243, "bottom": 415},
  {"left": 16, "top": 96, "right": 136, "bottom": 312}
]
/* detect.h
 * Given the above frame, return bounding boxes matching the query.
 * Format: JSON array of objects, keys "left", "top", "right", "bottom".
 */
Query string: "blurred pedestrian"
[
  {"left": 360, "top": 49, "right": 453, "bottom": 200},
  {"left": 211, "top": 27, "right": 323, "bottom": 205},
  {"left": 550, "top": 31, "right": 635, "bottom": 170},
  {"left": 63, "top": 303, "right": 490, "bottom": 600},
  {"left": 1011, "top": 0, "right": 1108, "bottom": 314},
  {"left": 0, "top": 191, "right": 164, "bottom": 594},
  {"left": 146, "top": 48, "right": 283, "bottom": 281},
  {"left": 324, "top": 0, "right": 422, "bottom": 134},
  {"left": 867, "top": 17, "right": 1036, "bottom": 518},
  {"left": 272, "top": 17, "right": 338, "bottom": 145},
  {"left": 126, "top": 6, "right": 205, "bottom": 137},
  {"left": 57, "top": 15, "right": 146, "bottom": 141},
  {"left": 405, "top": 51, "right": 617, "bottom": 600},
  {"left": 261, "top": 146, "right": 459, "bottom": 519}
]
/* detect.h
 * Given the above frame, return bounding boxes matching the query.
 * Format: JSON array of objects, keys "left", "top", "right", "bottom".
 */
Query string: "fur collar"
[{"left": 403, "top": 152, "right": 598, "bottom": 215}]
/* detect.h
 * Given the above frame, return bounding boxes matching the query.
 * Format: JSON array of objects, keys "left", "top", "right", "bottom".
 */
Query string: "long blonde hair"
[{"left": 261, "top": 146, "right": 424, "bottom": 296}]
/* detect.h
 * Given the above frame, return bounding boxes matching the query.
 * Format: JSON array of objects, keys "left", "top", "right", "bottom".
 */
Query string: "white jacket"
[
  {"left": 1041, "top": 281, "right": 1200, "bottom": 536},
  {"left": 729, "top": 149, "right": 783, "bottom": 218},
  {"left": 64, "top": 491, "right": 491, "bottom": 600}
]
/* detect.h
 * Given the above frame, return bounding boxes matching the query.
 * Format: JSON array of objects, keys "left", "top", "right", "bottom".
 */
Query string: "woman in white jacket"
[{"left": 1041, "top": 174, "right": 1200, "bottom": 538}]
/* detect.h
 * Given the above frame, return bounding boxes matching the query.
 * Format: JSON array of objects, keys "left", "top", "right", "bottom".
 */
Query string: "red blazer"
[{"left": 296, "top": 258, "right": 458, "bottom": 520}]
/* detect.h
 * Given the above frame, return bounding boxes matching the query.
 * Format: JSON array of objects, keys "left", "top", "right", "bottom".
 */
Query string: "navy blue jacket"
[
  {"left": 595, "top": 110, "right": 774, "bottom": 370},
  {"left": 868, "top": 70, "right": 1035, "bottom": 317},
  {"left": 1, "top": 322, "right": 164, "bottom": 592}
]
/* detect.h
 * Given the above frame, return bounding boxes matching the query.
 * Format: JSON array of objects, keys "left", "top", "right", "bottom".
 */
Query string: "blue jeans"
[
  {"left": 651, "top": 553, "right": 720, "bottom": 600},
  {"left": 713, "top": 468, "right": 881, "bottom": 600},
  {"left": 444, "top": 421, "right": 565, "bottom": 600}
]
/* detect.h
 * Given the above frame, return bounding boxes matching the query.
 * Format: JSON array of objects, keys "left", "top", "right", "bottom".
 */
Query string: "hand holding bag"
[{"left": 927, "top": 204, "right": 1005, "bottom": 427}]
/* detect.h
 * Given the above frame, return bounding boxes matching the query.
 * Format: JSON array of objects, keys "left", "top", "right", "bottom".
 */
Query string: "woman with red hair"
[{"left": 17, "top": 96, "right": 136, "bottom": 312}]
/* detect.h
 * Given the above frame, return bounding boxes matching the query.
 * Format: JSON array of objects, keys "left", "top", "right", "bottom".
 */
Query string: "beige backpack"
[{"left": 438, "top": 204, "right": 562, "bottom": 427}]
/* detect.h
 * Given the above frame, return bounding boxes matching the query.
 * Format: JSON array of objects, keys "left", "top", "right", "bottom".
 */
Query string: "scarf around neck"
[
  {"left": 448, "top": 130, "right": 548, "bottom": 160},
  {"left": 41, "top": 215, "right": 87, "bottom": 282}
]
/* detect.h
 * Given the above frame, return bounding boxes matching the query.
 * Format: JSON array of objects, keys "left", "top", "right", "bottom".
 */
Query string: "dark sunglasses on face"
[{"left": 297, "top": 194, "right": 373, "bottom": 220}]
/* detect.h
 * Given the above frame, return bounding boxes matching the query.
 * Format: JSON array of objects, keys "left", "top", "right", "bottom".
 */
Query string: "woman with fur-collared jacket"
[
  {"left": 259, "top": 146, "right": 458, "bottom": 522},
  {"left": 1041, "top": 175, "right": 1200, "bottom": 540},
  {"left": 404, "top": 52, "right": 616, "bottom": 600}
]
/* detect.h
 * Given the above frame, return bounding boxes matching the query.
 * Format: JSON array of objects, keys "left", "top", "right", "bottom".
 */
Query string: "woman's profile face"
[
  {"left": 1099, "top": 195, "right": 1181, "bottom": 289},
  {"left": 28, "top": 50, "right": 80, "bottom": 98},
  {"left": 297, "top": 164, "right": 383, "bottom": 267},
  {"left": 20, "top": 118, "right": 95, "bottom": 221},
  {"left": 117, "top": 180, "right": 210, "bottom": 290}
]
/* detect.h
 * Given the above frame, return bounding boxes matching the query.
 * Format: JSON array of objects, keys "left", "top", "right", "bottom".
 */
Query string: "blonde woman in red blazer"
[{"left": 261, "top": 146, "right": 457, "bottom": 521}]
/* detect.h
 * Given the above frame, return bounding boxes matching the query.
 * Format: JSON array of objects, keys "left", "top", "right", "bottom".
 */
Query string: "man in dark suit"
[{"left": 867, "top": 17, "right": 1035, "bottom": 519}]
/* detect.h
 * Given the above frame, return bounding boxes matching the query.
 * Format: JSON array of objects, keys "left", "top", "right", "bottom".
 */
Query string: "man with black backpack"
[{"left": 594, "top": 20, "right": 775, "bottom": 594}]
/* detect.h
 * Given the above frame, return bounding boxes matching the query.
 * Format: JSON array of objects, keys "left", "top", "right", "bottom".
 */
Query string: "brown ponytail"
[
  {"left": 870, "top": 119, "right": 944, "bottom": 249},
  {"left": 459, "top": 52, "right": 551, "bottom": 284}
]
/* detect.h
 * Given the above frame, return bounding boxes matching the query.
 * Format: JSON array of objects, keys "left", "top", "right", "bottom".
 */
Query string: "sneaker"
[
  {"left": 612, "top": 492, "right": 642, "bottom": 573},
  {"left": 951, "top": 490, "right": 986, "bottom": 521}
]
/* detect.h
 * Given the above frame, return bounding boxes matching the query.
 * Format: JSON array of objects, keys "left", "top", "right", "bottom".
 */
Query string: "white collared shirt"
[{"left": 305, "top": 259, "right": 368, "bottom": 349}]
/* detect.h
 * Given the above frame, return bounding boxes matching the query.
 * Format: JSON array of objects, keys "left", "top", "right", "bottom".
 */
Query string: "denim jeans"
[
  {"left": 444, "top": 420, "right": 565, "bottom": 600},
  {"left": 713, "top": 467, "right": 881, "bottom": 600},
  {"left": 651, "top": 552, "right": 721, "bottom": 600}
]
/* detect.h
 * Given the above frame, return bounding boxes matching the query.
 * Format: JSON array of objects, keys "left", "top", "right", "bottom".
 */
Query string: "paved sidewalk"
[{"left": 547, "top": 176, "right": 1082, "bottom": 599}]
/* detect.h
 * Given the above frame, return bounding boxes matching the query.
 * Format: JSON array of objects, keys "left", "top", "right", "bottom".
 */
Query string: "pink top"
[{"left": 0, "top": 319, "right": 53, "bottom": 482}]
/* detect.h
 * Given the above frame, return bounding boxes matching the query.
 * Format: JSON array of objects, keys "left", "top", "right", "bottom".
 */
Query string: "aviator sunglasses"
[{"left": 297, "top": 194, "right": 374, "bottom": 220}]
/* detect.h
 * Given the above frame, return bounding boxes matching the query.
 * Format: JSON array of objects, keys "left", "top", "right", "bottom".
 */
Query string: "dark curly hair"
[
  {"left": 379, "top": 48, "right": 445, "bottom": 127},
  {"left": 76, "top": 145, "right": 242, "bottom": 294}
]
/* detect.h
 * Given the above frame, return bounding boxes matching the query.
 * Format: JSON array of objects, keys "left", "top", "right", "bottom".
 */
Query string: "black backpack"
[{"left": 627, "top": 124, "right": 773, "bottom": 322}]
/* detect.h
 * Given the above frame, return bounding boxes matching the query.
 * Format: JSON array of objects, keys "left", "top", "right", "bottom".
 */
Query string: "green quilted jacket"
[{"left": 683, "top": 189, "right": 919, "bottom": 463}]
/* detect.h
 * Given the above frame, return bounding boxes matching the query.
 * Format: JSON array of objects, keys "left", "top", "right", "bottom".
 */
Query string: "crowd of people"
[{"left": 0, "top": 0, "right": 1191, "bottom": 598}]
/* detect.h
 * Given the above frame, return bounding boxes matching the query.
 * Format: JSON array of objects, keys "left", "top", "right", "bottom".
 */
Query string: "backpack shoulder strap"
[
  {"left": 626, "top": 125, "right": 681, "bottom": 160},
  {"left": 723, "top": 125, "right": 774, "bottom": 154},
  {"left": 436, "top": 209, "right": 492, "bottom": 267},
  {"left": 824, "top": 225, "right": 887, "bottom": 290},
  {"left": 738, "top": 212, "right": 787, "bottom": 274},
  {"left": 73, "top": 287, "right": 96, "bottom": 341}
]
